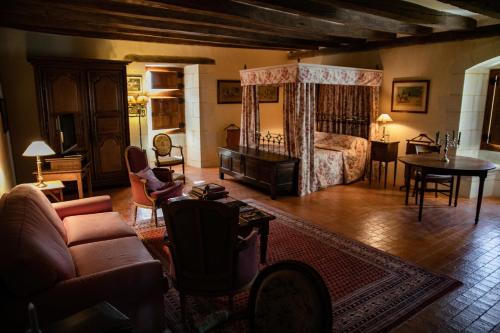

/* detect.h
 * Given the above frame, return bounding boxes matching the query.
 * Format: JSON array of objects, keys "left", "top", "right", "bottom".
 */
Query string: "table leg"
[
  {"left": 448, "top": 175, "right": 455, "bottom": 206},
  {"left": 418, "top": 172, "right": 426, "bottom": 221},
  {"left": 393, "top": 161, "right": 397, "bottom": 187},
  {"left": 475, "top": 175, "right": 486, "bottom": 225},
  {"left": 405, "top": 165, "right": 411, "bottom": 205},
  {"left": 384, "top": 162, "right": 388, "bottom": 189},
  {"left": 454, "top": 175, "right": 461, "bottom": 207},
  {"left": 369, "top": 160, "right": 372, "bottom": 185},
  {"left": 76, "top": 174, "right": 84, "bottom": 199},
  {"left": 378, "top": 161, "right": 382, "bottom": 184},
  {"left": 260, "top": 219, "right": 270, "bottom": 264},
  {"left": 86, "top": 168, "right": 93, "bottom": 197}
]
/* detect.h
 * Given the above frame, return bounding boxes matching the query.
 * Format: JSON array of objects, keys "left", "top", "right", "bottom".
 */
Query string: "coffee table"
[{"left": 167, "top": 194, "right": 275, "bottom": 264}]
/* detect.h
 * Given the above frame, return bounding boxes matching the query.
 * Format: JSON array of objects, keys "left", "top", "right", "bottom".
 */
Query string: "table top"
[
  {"left": 29, "top": 180, "right": 65, "bottom": 190},
  {"left": 36, "top": 162, "right": 91, "bottom": 174},
  {"left": 398, "top": 154, "right": 496, "bottom": 172}
]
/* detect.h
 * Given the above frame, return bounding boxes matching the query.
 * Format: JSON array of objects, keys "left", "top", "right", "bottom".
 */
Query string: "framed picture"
[
  {"left": 217, "top": 80, "right": 242, "bottom": 104},
  {"left": 258, "top": 85, "right": 279, "bottom": 103},
  {"left": 391, "top": 80, "right": 430, "bottom": 113},
  {"left": 127, "top": 75, "right": 143, "bottom": 93}
]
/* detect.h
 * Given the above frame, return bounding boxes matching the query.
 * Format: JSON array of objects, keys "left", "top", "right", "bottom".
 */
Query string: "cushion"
[
  {"left": 70, "top": 236, "right": 155, "bottom": 276},
  {"left": 135, "top": 166, "right": 166, "bottom": 191},
  {"left": 63, "top": 212, "right": 137, "bottom": 247}
]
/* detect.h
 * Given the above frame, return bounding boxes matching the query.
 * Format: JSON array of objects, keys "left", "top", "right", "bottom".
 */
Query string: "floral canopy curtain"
[
  {"left": 317, "top": 85, "right": 379, "bottom": 140},
  {"left": 239, "top": 63, "right": 382, "bottom": 196},
  {"left": 239, "top": 85, "right": 260, "bottom": 148}
]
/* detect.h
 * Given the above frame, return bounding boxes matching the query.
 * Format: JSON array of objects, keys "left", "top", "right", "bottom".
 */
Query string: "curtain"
[
  {"left": 316, "top": 85, "right": 378, "bottom": 140},
  {"left": 240, "top": 85, "right": 260, "bottom": 148},
  {"left": 283, "top": 82, "right": 316, "bottom": 196}
]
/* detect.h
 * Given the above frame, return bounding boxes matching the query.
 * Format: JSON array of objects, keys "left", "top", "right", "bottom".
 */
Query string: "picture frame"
[
  {"left": 391, "top": 80, "right": 430, "bottom": 113},
  {"left": 217, "top": 80, "right": 280, "bottom": 104},
  {"left": 127, "top": 75, "right": 143, "bottom": 93},
  {"left": 258, "top": 85, "right": 279, "bottom": 103},
  {"left": 217, "top": 80, "right": 242, "bottom": 104}
]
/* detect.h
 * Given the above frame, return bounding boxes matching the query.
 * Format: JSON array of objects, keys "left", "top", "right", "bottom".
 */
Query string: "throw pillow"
[{"left": 135, "top": 167, "right": 166, "bottom": 192}]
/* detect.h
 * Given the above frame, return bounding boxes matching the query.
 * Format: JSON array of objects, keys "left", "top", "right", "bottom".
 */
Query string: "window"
[{"left": 481, "top": 69, "right": 500, "bottom": 151}]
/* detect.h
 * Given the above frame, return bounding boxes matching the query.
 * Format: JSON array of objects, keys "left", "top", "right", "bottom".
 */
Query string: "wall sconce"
[{"left": 128, "top": 94, "right": 149, "bottom": 149}]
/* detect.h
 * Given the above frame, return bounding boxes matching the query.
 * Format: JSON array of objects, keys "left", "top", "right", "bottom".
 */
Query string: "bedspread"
[
  {"left": 314, "top": 148, "right": 344, "bottom": 189},
  {"left": 314, "top": 132, "right": 368, "bottom": 185}
]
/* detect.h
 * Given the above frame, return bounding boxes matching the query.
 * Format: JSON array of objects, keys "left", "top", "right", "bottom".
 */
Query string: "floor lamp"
[{"left": 128, "top": 95, "right": 148, "bottom": 149}]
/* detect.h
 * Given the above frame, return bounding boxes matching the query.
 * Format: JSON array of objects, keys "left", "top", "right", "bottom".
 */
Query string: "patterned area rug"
[{"left": 135, "top": 199, "right": 460, "bottom": 332}]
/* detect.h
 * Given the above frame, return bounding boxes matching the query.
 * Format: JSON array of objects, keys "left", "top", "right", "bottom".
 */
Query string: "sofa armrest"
[
  {"left": 33, "top": 260, "right": 166, "bottom": 328},
  {"left": 52, "top": 196, "right": 113, "bottom": 220}
]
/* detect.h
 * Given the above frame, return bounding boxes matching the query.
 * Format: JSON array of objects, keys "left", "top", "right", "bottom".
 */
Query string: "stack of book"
[{"left": 189, "top": 183, "right": 228, "bottom": 200}]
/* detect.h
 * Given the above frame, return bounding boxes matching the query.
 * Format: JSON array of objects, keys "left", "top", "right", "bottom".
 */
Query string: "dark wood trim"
[
  {"left": 125, "top": 55, "right": 215, "bottom": 65},
  {"left": 288, "top": 25, "right": 500, "bottom": 59}
]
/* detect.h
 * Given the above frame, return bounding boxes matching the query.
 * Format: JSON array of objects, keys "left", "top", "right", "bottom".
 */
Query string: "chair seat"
[
  {"left": 149, "top": 180, "right": 184, "bottom": 202},
  {"left": 155, "top": 156, "right": 183, "bottom": 167}
]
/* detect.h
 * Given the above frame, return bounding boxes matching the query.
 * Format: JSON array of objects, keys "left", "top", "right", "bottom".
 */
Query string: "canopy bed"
[{"left": 220, "top": 63, "right": 383, "bottom": 197}]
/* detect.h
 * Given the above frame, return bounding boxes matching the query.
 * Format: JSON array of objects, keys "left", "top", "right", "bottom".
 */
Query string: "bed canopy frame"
[{"left": 239, "top": 63, "right": 383, "bottom": 196}]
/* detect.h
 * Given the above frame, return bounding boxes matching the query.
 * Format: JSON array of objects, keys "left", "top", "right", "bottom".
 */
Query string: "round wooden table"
[{"left": 398, "top": 154, "right": 496, "bottom": 224}]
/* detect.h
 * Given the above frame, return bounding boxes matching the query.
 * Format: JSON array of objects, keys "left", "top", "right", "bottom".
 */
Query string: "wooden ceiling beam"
[
  {"left": 438, "top": 1, "right": 500, "bottom": 19},
  {"left": 45, "top": 0, "right": 365, "bottom": 44},
  {"left": 124, "top": 55, "right": 216, "bottom": 64},
  {"left": 317, "top": 0, "right": 477, "bottom": 30},
  {"left": 288, "top": 24, "right": 500, "bottom": 59},
  {"left": 143, "top": 0, "right": 396, "bottom": 40},
  {"left": 235, "top": 0, "right": 433, "bottom": 35},
  {"left": 4, "top": 2, "right": 328, "bottom": 49}
]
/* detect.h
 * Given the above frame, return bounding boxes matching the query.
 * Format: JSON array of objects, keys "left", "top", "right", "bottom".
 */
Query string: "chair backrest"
[
  {"left": 153, "top": 133, "right": 173, "bottom": 157},
  {"left": 0, "top": 185, "right": 76, "bottom": 297},
  {"left": 415, "top": 144, "right": 440, "bottom": 155},
  {"left": 125, "top": 146, "right": 149, "bottom": 173},
  {"left": 248, "top": 260, "right": 332, "bottom": 333},
  {"left": 162, "top": 200, "right": 240, "bottom": 294}
]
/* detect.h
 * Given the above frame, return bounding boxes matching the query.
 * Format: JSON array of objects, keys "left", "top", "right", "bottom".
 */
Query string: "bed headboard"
[{"left": 315, "top": 113, "right": 370, "bottom": 139}]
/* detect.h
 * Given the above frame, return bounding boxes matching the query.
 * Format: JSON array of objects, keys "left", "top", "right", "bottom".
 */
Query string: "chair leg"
[
  {"left": 414, "top": 178, "right": 419, "bottom": 205},
  {"left": 133, "top": 205, "right": 138, "bottom": 226},
  {"left": 153, "top": 204, "right": 158, "bottom": 227}
]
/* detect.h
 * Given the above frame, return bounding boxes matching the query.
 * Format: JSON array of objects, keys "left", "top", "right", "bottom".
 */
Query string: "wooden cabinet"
[
  {"left": 218, "top": 146, "right": 299, "bottom": 199},
  {"left": 30, "top": 57, "right": 130, "bottom": 187}
]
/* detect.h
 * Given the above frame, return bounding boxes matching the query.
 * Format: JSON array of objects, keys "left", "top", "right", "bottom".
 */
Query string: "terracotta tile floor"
[{"left": 102, "top": 166, "right": 500, "bottom": 332}]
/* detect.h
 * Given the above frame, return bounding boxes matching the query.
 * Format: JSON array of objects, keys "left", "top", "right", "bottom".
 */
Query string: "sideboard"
[{"left": 218, "top": 146, "right": 299, "bottom": 199}]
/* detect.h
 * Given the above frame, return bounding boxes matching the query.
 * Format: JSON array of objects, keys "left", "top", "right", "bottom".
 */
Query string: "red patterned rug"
[{"left": 135, "top": 199, "right": 460, "bottom": 332}]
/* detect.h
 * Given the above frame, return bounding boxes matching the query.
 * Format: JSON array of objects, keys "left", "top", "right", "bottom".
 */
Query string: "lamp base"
[{"left": 35, "top": 181, "right": 47, "bottom": 188}]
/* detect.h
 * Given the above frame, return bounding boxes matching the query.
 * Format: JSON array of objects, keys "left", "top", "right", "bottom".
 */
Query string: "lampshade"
[
  {"left": 376, "top": 113, "right": 393, "bottom": 123},
  {"left": 23, "top": 141, "right": 56, "bottom": 157},
  {"left": 136, "top": 95, "right": 148, "bottom": 104},
  {"left": 127, "top": 95, "right": 137, "bottom": 104}
]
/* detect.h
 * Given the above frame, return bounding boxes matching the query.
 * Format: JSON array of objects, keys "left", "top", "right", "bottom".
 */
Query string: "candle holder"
[{"left": 439, "top": 132, "right": 459, "bottom": 163}]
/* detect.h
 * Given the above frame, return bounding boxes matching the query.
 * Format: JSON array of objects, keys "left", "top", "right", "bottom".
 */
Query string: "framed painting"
[
  {"left": 391, "top": 80, "right": 430, "bottom": 113},
  {"left": 258, "top": 85, "right": 279, "bottom": 103},
  {"left": 217, "top": 80, "right": 242, "bottom": 104},
  {"left": 127, "top": 75, "right": 143, "bottom": 93}
]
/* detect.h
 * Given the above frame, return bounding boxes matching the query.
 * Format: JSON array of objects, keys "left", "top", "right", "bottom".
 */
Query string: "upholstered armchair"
[
  {"left": 161, "top": 200, "right": 259, "bottom": 323},
  {"left": 125, "top": 146, "right": 183, "bottom": 226}
]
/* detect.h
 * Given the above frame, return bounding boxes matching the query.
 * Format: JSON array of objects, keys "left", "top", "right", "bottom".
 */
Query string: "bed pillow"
[{"left": 135, "top": 167, "right": 166, "bottom": 191}]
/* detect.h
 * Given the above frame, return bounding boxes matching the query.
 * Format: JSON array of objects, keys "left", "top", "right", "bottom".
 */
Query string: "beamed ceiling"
[{"left": 1, "top": 0, "right": 500, "bottom": 59}]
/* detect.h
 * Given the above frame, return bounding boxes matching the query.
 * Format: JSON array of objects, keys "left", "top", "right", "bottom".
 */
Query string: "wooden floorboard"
[{"left": 103, "top": 165, "right": 500, "bottom": 332}]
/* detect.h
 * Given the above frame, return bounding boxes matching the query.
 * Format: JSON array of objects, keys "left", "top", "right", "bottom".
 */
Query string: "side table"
[
  {"left": 34, "top": 162, "right": 92, "bottom": 199},
  {"left": 369, "top": 141, "right": 400, "bottom": 188},
  {"left": 29, "top": 180, "right": 65, "bottom": 202}
]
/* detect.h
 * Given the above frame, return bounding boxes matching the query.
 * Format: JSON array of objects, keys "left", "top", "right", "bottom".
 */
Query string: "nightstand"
[{"left": 369, "top": 141, "right": 399, "bottom": 188}]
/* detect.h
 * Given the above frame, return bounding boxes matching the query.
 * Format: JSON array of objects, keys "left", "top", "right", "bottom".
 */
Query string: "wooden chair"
[
  {"left": 207, "top": 260, "right": 332, "bottom": 333},
  {"left": 124, "top": 146, "right": 183, "bottom": 227},
  {"left": 414, "top": 144, "right": 455, "bottom": 205},
  {"left": 161, "top": 200, "right": 259, "bottom": 325},
  {"left": 152, "top": 133, "right": 185, "bottom": 183}
]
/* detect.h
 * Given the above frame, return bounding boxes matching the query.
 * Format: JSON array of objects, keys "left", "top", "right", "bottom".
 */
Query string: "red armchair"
[
  {"left": 0, "top": 185, "right": 165, "bottom": 333},
  {"left": 125, "top": 146, "right": 183, "bottom": 226}
]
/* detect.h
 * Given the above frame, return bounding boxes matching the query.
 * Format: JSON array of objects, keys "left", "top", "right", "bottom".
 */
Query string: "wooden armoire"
[{"left": 29, "top": 57, "right": 131, "bottom": 187}]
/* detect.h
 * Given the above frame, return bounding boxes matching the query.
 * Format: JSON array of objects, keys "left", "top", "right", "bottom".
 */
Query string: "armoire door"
[
  {"left": 87, "top": 70, "right": 129, "bottom": 186},
  {"left": 38, "top": 68, "right": 88, "bottom": 153}
]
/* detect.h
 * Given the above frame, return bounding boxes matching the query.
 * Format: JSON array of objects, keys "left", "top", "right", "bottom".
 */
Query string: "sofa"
[{"left": 0, "top": 185, "right": 165, "bottom": 332}]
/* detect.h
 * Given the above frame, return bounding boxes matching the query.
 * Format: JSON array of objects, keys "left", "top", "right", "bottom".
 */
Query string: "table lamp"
[
  {"left": 376, "top": 113, "right": 393, "bottom": 142},
  {"left": 23, "top": 140, "right": 55, "bottom": 187}
]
